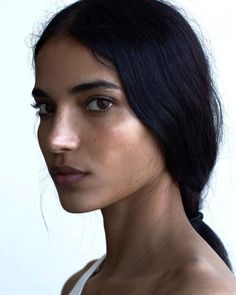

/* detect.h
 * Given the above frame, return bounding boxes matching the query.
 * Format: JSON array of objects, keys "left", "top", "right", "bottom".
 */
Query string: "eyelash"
[
  {"left": 31, "top": 96, "right": 114, "bottom": 116},
  {"left": 31, "top": 102, "right": 55, "bottom": 117},
  {"left": 86, "top": 96, "right": 114, "bottom": 112}
]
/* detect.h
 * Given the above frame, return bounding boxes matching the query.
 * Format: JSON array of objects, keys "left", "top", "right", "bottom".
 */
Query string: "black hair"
[{"left": 33, "top": 0, "right": 232, "bottom": 270}]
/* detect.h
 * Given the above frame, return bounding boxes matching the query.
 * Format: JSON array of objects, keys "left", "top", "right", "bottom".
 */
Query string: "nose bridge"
[{"left": 49, "top": 107, "right": 80, "bottom": 151}]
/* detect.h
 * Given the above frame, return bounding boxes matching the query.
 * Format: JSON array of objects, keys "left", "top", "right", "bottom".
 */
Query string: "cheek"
[{"left": 90, "top": 118, "right": 164, "bottom": 191}]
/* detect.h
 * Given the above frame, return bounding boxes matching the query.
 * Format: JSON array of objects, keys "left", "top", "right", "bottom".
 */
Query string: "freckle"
[{"left": 93, "top": 138, "right": 97, "bottom": 143}]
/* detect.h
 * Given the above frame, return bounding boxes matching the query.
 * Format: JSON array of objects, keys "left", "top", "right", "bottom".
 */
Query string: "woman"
[{"left": 31, "top": 0, "right": 236, "bottom": 294}]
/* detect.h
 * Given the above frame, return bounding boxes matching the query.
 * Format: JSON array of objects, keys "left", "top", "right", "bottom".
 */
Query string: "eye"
[
  {"left": 31, "top": 102, "right": 55, "bottom": 116},
  {"left": 86, "top": 97, "right": 113, "bottom": 112}
]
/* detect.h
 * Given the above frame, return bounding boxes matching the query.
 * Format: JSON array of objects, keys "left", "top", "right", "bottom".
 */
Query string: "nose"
[{"left": 46, "top": 112, "right": 80, "bottom": 153}]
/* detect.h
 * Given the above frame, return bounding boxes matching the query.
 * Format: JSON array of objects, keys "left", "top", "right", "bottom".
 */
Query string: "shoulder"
[
  {"left": 173, "top": 258, "right": 236, "bottom": 295},
  {"left": 61, "top": 259, "right": 96, "bottom": 295}
]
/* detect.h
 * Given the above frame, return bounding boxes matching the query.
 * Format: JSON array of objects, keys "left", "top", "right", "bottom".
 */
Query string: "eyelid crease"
[
  {"left": 32, "top": 96, "right": 55, "bottom": 105},
  {"left": 87, "top": 94, "right": 113, "bottom": 101}
]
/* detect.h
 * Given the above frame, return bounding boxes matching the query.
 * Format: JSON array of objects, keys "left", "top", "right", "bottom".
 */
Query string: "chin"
[
  {"left": 59, "top": 198, "right": 98, "bottom": 213},
  {"left": 60, "top": 202, "right": 97, "bottom": 213},
  {"left": 62, "top": 206, "right": 90, "bottom": 214},
  {"left": 57, "top": 193, "right": 101, "bottom": 214},
  {"left": 55, "top": 185, "right": 122, "bottom": 213}
]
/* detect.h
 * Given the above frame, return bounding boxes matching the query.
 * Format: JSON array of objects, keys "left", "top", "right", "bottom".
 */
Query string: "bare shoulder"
[
  {"left": 61, "top": 259, "right": 96, "bottom": 295},
  {"left": 174, "top": 259, "right": 236, "bottom": 295}
]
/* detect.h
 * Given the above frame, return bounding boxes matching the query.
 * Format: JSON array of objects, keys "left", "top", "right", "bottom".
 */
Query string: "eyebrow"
[{"left": 32, "top": 79, "right": 121, "bottom": 98}]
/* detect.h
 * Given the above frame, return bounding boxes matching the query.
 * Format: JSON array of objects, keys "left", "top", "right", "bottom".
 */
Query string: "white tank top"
[{"left": 68, "top": 255, "right": 106, "bottom": 295}]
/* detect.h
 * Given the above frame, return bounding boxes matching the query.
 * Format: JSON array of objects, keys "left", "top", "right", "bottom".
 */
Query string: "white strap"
[{"left": 69, "top": 255, "right": 106, "bottom": 295}]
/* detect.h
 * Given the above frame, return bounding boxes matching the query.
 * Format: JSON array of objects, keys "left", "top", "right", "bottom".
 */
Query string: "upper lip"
[{"left": 49, "top": 166, "right": 89, "bottom": 175}]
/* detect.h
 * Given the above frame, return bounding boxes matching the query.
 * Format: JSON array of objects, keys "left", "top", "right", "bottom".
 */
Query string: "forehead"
[{"left": 35, "top": 37, "right": 121, "bottom": 88}]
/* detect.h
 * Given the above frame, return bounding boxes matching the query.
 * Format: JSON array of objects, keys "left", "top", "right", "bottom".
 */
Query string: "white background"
[{"left": 0, "top": 0, "right": 235, "bottom": 294}]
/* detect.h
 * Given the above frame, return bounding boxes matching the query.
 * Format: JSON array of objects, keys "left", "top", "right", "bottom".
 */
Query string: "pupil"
[
  {"left": 46, "top": 105, "right": 54, "bottom": 112},
  {"left": 98, "top": 100, "right": 110, "bottom": 109}
]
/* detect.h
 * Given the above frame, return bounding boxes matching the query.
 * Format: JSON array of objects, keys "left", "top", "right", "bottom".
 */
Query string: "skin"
[{"left": 33, "top": 37, "right": 236, "bottom": 294}]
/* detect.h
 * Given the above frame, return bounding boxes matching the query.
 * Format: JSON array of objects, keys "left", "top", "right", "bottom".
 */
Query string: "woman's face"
[{"left": 33, "top": 37, "right": 166, "bottom": 213}]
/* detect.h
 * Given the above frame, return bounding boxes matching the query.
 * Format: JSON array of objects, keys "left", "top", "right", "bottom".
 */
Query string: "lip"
[{"left": 49, "top": 166, "right": 90, "bottom": 186}]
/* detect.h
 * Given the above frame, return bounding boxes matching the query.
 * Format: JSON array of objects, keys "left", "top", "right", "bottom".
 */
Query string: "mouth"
[{"left": 49, "top": 166, "right": 90, "bottom": 186}]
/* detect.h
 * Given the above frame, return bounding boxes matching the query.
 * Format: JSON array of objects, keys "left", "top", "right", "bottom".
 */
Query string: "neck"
[{"left": 100, "top": 173, "right": 191, "bottom": 277}]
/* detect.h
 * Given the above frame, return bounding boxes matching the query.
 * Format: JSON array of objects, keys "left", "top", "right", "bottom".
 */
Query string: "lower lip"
[{"left": 51, "top": 173, "right": 89, "bottom": 186}]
